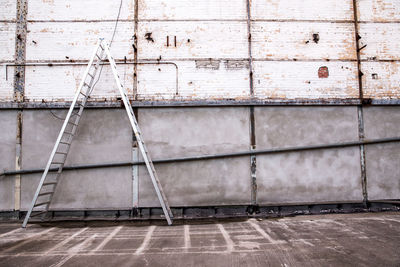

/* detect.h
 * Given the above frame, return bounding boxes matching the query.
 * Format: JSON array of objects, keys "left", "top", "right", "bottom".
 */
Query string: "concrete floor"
[{"left": 0, "top": 212, "right": 399, "bottom": 267}]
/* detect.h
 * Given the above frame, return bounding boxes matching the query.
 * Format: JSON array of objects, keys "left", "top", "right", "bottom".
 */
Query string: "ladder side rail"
[
  {"left": 102, "top": 43, "right": 173, "bottom": 225},
  {"left": 22, "top": 40, "right": 102, "bottom": 228}
]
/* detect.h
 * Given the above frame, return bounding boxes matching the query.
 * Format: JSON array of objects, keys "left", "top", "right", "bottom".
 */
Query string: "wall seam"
[
  {"left": 246, "top": 0, "right": 257, "bottom": 207},
  {"left": 352, "top": 0, "right": 368, "bottom": 205},
  {"left": 13, "top": 0, "right": 28, "bottom": 213}
]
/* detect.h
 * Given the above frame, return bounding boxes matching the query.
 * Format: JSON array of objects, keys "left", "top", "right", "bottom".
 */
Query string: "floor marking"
[
  {"left": 184, "top": 225, "right": 191, "bottom": 251},
  {"left": 248, "top": 220, "right": 278, "bottom": 244},
  {"left": 217, "top": 224, "right": 234, "bottom": 252},
  {"left": 92, "top": 226, "right": 122, "bottom": 252},
  {"left": 1, "top": 227, "right": 54, "bottom": 254},
  {"left": 0, "top": 228, "right": 22, "bottom": 239},
  {"left": 51, "top": 234, "right": 97, "bottom": 267},
  {"left": 46, "top": 227, "right": 89, "bottom": 255},
  {"left": 135, "top": 226, "right": 156, "bottom": 255}
]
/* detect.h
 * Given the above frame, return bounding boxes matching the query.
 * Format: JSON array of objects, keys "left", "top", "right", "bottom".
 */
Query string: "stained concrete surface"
[
  {"left": 0, "top": 111, "right": 17, "bottom": 210},
  {"left": 138, "top": 108, "right": 251, "bottom": 207},
  {"left": 255, "top": 107, "right": 362, "bottom": 203},
  {"left": 20, "top": 110, "right": 132, "bottom": 210},
  {"left": 0, "top": 212, "right": 399, "bottom": 267},
  {"left": 363, "top": 107, "right": 400, "bottom": 200}
]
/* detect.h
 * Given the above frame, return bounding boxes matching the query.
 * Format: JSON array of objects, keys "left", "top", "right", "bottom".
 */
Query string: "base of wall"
[{"left": 2, "top": 201, "right": 399, "bottom": 224}]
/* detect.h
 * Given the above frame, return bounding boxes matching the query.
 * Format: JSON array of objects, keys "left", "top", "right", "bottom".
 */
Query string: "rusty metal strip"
[
  {"left": 14, "top": 0, "right": 27, "bottom": 102},
  {"left": 246, "top": 0, "right": 257, "bottom": 206},
  {"left": 13, "top": 0, "right": 27, "bottom": 212},
  {"left": 353, "top": 0, "right": 368, "bottom": 205}
]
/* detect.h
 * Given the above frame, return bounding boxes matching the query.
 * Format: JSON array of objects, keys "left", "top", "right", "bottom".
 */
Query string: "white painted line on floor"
[
  {"left": 135, "top": 225, "right": 156, "bottom": 255},
  {"left": 51, "top": 234, "right": 97, "bottom": 267},
  {"left": 46, "top": 227, "right": 89, "bottom": 255},
  {"left": 217, "top": 224, "right": 234, "bottom": 252},
  {"left": 184, "top": 224, "right": 191, "bottom": 251},
  {"left": 1, "top": 227, "right": 54, "bottom": 254},
  {"left": 248, "top": 220, "right": 279, "bottom": 244},
  {"left": 0, "top": 228, "right": 23, "bottom": 239},
  {"left": 92, "top": 226, "right": 122, "bottom": 252}
]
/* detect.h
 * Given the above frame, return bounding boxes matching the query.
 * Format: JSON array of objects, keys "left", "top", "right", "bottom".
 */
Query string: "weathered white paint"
[
  {"left": 137, "top": 21, "right": 248, "bottom": 60},
  {"left": 171, "top": 61, "right": 249, "bottom": 100},
  {"left": 0, "top": 23, "right": 16, "bottom": 61},
  {"left": 25, "top": 64, "right": 134, "bottom": 101},
  {"left": 253, "top": 61, "right": 359, "bottom": 99},
  {"left": 0, "top": 66, "right": 13, "bottom": 100},
  {"left": 26, "top": 22, "right": 135, "bottom": 61},
  {"left": 251, "top": 0, "right": 354, "bottom": 21},
  {"left": 0, "top": 0, "right": 16, "bottom": 21},
  {"left": 362, "top": 62, "right": 400, "bottom": 98},
  {"left": 139, "top": 0, "right": 246, "bottom": 20},
  {"left": 359, "top": 23, "right": 400, "bottom": 60},
  {"left": 27, "top": 0, "right": 135, "bottom": 21},
  {"left": 358, "top": 0, "right": 400, "bottom": 22},
  {"left": 137, "top": 64, "right": 177, "bottom": 99},
  {"left": 252, "top": 22, "right": 356, "bottom": 60}
]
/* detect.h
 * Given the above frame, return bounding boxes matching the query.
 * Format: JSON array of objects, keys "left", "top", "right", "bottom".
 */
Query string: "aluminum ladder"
[{"left": 22, "top": 38, "right": 173, "bottom": 227}]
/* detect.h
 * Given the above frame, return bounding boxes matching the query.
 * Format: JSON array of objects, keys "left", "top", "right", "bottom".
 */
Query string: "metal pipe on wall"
[{"left": 2, "top": 136, "right": 400, "bottom": 177}]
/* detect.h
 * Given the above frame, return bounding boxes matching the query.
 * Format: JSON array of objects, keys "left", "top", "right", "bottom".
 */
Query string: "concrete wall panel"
[
  {"left": 138, "top": 21, "right": 248, "bottom": 60},
  {"left": 364, "top": 106, "right": 400, "bottom": 200},
  {"left": 251, "top": 0, "right": 354, "bottom": 21},
  {"left": 255, "top": 107, "right": 362, "bottom": 204},
  {"left": 137, "top": 108, "right": 251, "bottom": 206},
  {"left": 26, "top": 22, "right": 134, "bottom": 61},
  {"left": 253, "top": 61, "right": 359, "bottom": 99},
  {"left": 358, "top": 0, "right": 400, "bottom": 22},
  {"left": 21, "top": 109, "right": 132, "bottom": 210},
  {"left": 139, "top": 0, "right": 246, "bottom": 20},
  {"left": 359, "top": 23, "right": 400, "bottom": 60},
  {"left": 27, "top": 0, "right": 135, "bottom": 21},
  {"left": 0, "top": 111, "right": 16, "bottom": 210},
  {"left": 362, "top": 62, "right": 400, "bottom": 99},
  {"left": 25, "top": 64, "right": 134, "bottom": 101},
  {"left": 252, "top": 22, "right": 356, "bottom": 60}
]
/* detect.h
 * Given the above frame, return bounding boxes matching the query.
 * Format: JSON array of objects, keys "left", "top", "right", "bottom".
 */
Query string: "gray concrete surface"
[
  {"left": 20, "top": 110, "right": 132, "bottom": 210},
  {"left": 255, "top": 107, "right": 363, "bottom": 203},
  {"left": 0, "top": 212, "right": 399, "bottom": 267},
  {"left": 138, "top": 108, "right": 251, "bottom": 207},
  {"left": 0, "top": 111, "right": 17, "bottom": 210},
  {"left": 363, "top": 107, "right": 400, "bottom": 200}
]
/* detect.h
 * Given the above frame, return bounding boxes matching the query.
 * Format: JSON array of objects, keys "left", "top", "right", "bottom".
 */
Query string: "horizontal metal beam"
[
  {"left": 2, "top": 99, "right": 400, "bottom": 109},
  {"left": 2, "top": 136, "right": 400, "bottom": 177}
]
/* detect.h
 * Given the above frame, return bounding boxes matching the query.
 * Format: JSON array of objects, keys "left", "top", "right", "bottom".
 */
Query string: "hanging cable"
[{"left": 48, "top": 0, "right": 124, "bottom": 120}]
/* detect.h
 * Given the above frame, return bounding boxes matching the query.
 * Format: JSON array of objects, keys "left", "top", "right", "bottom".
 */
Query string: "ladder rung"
[
  {"left": 71, "top": 112, "right": 81, "bottom": 117},
  {"left": 30, "top": 211, "right": 48, "bottom": 217},
  {"left": 55, "top": 151, "right": 68, "bottom": 155},
  {"left": 87, "top": 73, "right": 94, "bottom": 78},
  {"left": 38, "top": 192, "right": 54, "bottom": 197},
  {"left": 83, "top": 82, "right": 91, "bottom": 88},
  {"left": 51, "top": 162, "right": 65, "bottom": 165},
  {"left": 43, "top": 182, "right": 57, "bottom": 186},
  {"left": 96, "top": 53, "right": 102, "bottom": 59},
  {"left": 59, "top": 141, "right": 71, "bottom": 145},
  {"left": 64, "top": 131, "right": 74, "bottom": 136},
  {"left": 67, "top": 121, "right": 78, "bottom": 126},
  {"left": 34, "top": 201, "right": 50, "bottom": 207}
]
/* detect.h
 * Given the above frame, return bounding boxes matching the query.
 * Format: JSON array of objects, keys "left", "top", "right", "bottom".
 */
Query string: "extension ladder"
[{"left": 22, "top": 38, "right": 173, "bottom": 227}]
